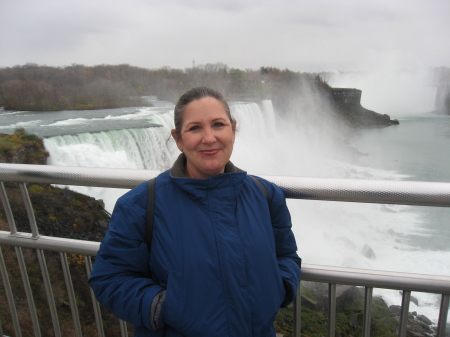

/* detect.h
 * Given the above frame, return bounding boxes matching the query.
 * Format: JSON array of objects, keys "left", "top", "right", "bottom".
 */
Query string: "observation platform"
[{"left": 0, "top": 163, "right": 449, "bottom": 336}]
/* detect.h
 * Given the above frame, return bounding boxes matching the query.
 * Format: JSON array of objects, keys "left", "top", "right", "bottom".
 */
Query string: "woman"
[{"left": 89, "top": 87, "right": 301, "bottom": 337}]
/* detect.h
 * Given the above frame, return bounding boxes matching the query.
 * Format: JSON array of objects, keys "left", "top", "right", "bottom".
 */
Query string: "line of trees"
[
  {"left": 1, "top": 63, "right": 448, "bottom": 113},
  {"left": 0, "top": 64, "right": 150, "bottom": 111},
  {"left": 0, "top": 63, "right": 330, "bottom": 112}
]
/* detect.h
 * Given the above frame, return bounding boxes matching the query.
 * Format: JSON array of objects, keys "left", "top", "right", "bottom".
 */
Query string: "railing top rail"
[
  {"left": 1, "top": 163, "right": 450, "bottom": 207},
  {"left": 0, "top": 230, "right": 100, "bottom": 256},
  {"left": 0, "top": 163, "right": 159, "bottom": 189},
  {"left": 1, "top": 230, "right": 449, "bottom": 295},
  {"left": 301, "top": 263, "right": 450, "bottom": 295}
]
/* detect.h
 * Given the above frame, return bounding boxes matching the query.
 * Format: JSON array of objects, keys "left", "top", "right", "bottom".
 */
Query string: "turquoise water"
[
  {"left": 352, "top": 114, "right": 450, "bottom": 183},
  {"left": 351, "top": 114, "right": 450, "bottom": 252}
]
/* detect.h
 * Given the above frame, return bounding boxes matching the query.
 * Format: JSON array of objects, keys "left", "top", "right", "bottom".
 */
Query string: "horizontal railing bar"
[
  {"left": 1, "top": 163, "right": 449, "bottom": 207},
  {"left": 2, "top": 165, "right": 449, "bottom": 336},
  {"left": 301, "top": 263, "right": 450, "bottom": 295},
  {"left": 0, "top": 231, "right": 100, "bottom": 256},
  {"left": 269, "top": 175, "right": 450, "bottom": 207},
  {"left": 2, "top": 229, "right": 449, "bottom": 296},
  {"left": 0, "top": 163, "right": 159, "bottom": 188}
]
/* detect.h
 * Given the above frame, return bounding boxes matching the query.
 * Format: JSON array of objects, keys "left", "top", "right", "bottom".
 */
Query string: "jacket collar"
[
  {"left": 169, "top": 153, "right": 246, "bottom": 200},
  {"left": 170, "top": 153, "right": 243, "bottom": 178}
]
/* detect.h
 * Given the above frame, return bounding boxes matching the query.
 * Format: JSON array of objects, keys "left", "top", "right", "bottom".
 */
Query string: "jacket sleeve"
[
  {"left": 264, "top": 180, "right": 302, "bottom": 307},
  {"left": 88, "top": 192, "right": 164, "bottom": 331}
]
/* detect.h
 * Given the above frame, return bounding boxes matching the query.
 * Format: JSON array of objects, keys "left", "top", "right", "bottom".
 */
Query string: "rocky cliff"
[
  {"left": 0, "top": 132, "right": 118, "bottom": 336},
  {"left": 331, "top": 88, "right": 399, "bottom": 128},
  {"left": 0, "top": 128, "right": 49, "bottom": 165},
  {"left": 0, "top": 129, "right": 109, "bottom": 241}
]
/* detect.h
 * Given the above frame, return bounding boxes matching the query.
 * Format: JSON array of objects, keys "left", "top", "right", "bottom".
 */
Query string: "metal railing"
[{"left": 0, "top": 163, "right": 449, "bottom": 337}]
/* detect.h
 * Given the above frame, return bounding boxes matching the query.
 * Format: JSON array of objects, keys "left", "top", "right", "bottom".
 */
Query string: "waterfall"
[
  {"left": 43, "top": 110, "right": 178, "bottom": 212},
  {"left": 37, "top": 99, "right": 448, "bottom": 322},
  {"left": 231, "top": 101, "right": 277, "bottom": 138},
  {"left": 44, "top": 112, "right": 178, "bottom": 172}
]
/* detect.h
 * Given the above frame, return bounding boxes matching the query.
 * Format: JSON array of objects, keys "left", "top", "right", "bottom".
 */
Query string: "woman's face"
[{"left": 172, "top": 97, "right": 236, "bottom": 179}]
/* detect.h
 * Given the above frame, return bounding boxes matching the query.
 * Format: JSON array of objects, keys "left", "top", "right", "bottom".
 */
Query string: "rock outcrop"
[
  {"left": 0, "top": 130, "right": 110, "bottom": 241},
  {"left": 0, "top": 128, "right": 49, "bottom": 164},
  {"left": 0, "top": 131, "right": 115, "bottom": 336},
  {"left": 275, "top": 282, "right": 437, "bottom": 337},
  {"left": 331, "top": 88, "right": 399, "bottom": 128}
]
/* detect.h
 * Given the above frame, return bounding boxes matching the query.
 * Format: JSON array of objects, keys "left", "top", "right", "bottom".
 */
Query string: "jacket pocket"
[
  {"left": 162, "top": 272, "right": 193, "bottom": 335},
  {"left": 276, "top": 272, "right": 287, "bottom": 310},
  {"left": 265, "top": 268, "right": 287, "bottom": 324}
]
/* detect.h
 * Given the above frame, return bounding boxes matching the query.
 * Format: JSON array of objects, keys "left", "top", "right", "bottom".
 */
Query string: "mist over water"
[
  {"left": 1, "top": 76, "right": 448, "bottom": 324},
  {"left": 228, "top": 82, "right": 449, "bottom": 323},
  {"left": 326, "top": 67, "right": 437, "bottom": 116},
  {"left": 326, "top": 69, "right": 450, "bottom": 323}
]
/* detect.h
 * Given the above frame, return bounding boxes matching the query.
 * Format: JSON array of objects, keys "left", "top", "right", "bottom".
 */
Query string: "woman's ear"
[
  {"left": 171, "top": 129, "right": 183, "bottom": 152},
  {"left": 231, "top": 120, "right": 237, "bottom": 143},
  {"left": 232, "top": 119, "right": 237, "bottom": 133}
]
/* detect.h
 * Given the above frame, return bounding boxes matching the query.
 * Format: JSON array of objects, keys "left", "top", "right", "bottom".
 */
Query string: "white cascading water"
[
  {"left": 44, "top": 112, "right": 178, "bottom": 212},
  {"left": 41, "top": 98, "right": 447, "bottom": 325},
  {"left": 45, "top": 112, "right": 176, "bottom": 171}
]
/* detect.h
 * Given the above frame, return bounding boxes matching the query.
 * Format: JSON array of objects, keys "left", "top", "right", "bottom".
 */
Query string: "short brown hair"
[{"left": 173, "top": 87, "right": 234, "bottom": 138}]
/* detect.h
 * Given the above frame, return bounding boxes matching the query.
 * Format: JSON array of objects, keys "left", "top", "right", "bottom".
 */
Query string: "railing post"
[
  {"left": 18, "top": 183, "right": 39, "bottom": 237},
  {"left": 19, "top": 183, "right": 62, "bottom": 337},
  {"left": 2, "top": 167, "right": 450, "bottom": 337},
  {"left": 328, "top": 283, "right": 336, "bottom": 337},
  {"left": 15, "top": 246, "right": 41, "bottom": 337},
  {"left": 398, "top": 290, "right": 411, "bottom": 337},
  {"left": 85, "top": 256, "right": 105, "bottom": 337},
  {"left": 60, "top": 252, "right": 83, "bottom": 337},
  {"left": 0, "top": 182, "right": 18, "bottom": 233},
  {"left": 119, "top": 319, "right": 129, "bottom": 337},
  {"left": 362, "top": 287, "right": 373, "bottom": 337},
  {"left": 436, "top": 294, "right": 449, "bottom": 337},
  {"left": 0, "top": 245, "right": 22, "bottom": 337},
  {"left": 294, "top": 283, "right": 302, "bottom": 336}
]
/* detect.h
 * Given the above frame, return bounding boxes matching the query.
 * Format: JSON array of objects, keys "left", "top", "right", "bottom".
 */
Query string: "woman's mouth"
[{"left": 200, "top": 149, "right": 219, "bottom": 155}]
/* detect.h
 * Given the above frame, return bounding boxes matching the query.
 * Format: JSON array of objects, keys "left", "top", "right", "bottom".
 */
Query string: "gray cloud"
[{"left": 0, "top": 0, "right": 449, "bottom": 71}]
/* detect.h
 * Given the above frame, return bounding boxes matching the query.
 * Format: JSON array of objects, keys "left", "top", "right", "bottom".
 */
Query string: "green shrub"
[{"left": 28, "top": 184, "right": 45, "bottom": 193}]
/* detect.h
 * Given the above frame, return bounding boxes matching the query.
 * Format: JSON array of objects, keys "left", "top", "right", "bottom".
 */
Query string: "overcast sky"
[{"left": 1, "top": 0, "right": 449, "bottom": 73}]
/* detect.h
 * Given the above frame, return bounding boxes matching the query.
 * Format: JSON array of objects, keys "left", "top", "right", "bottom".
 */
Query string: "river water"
[{"left": 0, "top": 85, "right": 449, "bottom": 325}]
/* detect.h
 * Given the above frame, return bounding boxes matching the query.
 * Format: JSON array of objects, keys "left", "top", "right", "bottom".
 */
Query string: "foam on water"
[
  {"left": 40, "top": 101, "right": 449, "bottom": 324},
  {"left": 15, "top": 120, "right": 43, "bottom": 127},
  {"left": 48, "top": 118, "right": 94, "bottom": 126}
]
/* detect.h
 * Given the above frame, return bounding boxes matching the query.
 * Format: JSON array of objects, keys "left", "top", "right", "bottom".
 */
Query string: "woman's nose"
[{"left": 202, "top": 127, "right": 216, "bottom": 143}]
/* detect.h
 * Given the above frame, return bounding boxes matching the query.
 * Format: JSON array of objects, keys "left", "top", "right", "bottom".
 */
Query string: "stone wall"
[
  {"left": 331, "top": 88, "right": 362, "bottom": 104},
  {"left": 331, "top": 88, "right": 399, "bottom": 128}
]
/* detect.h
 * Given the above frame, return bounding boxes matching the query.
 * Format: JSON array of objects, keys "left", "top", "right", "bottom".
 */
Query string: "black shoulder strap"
[
  {"left": 145, "top": 178, "right": 156, "bottom": 249},
  {"left": 249, "top": 175, "right": 270, "bottom": 206}
]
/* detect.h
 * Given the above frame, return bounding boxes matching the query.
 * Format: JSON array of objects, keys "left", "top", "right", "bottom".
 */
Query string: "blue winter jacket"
[{"left": 89, "top": 156, "right": 301, "bottom": 337}]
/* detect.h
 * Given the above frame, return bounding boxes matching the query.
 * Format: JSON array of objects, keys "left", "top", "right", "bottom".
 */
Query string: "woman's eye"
[
  {"left": 213, "top": 122, "right": 224, "bottom": 127},
  {"left": 189, "top": 126, "right": 200, "bottom": 131}
]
